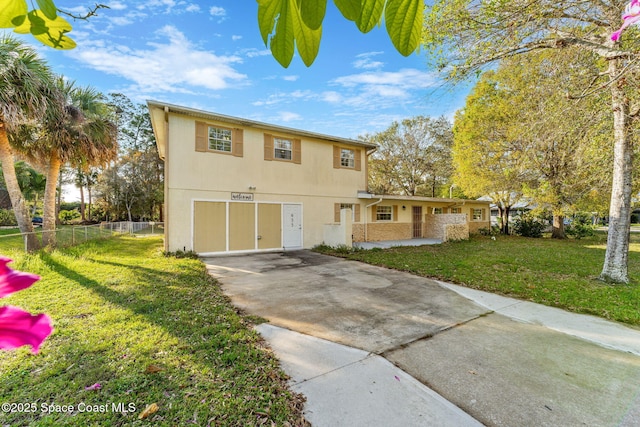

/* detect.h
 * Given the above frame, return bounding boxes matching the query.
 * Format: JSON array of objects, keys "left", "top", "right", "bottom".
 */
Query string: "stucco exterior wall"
[{"left": 164, "top": 114, "right": 369, "bottom": 252}]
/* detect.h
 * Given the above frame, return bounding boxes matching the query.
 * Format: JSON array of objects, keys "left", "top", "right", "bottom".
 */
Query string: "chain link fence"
[{"left": 0, "top": 222, "right": 164, "bottom": 252}]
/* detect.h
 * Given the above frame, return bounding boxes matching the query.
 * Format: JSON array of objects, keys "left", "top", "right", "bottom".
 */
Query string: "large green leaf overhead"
[
  {"left": 258, "top": 0, "right": 423, "bottom": 67},
  {"left": 0, "top": 0, "right": 76, "bottom": 49}
]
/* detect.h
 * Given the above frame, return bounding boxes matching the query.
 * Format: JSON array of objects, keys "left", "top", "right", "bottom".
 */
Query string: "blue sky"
[{"left": 7, "top": 1, "right": 472, "bottom": 139}]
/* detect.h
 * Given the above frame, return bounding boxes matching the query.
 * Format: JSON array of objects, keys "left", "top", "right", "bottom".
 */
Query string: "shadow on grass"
[{"left": 0, "top": 247, "right": 300, "bottom": 426}]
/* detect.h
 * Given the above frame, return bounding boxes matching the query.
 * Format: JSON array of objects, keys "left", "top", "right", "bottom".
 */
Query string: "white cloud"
[
  {"left": 69, "top": 25, "right": 247, "bottom": 94},
  {"left": 232, "top": 35, "right": 242, "bottom": 41},
  {"left": 210, "top": 6, "right": 226, "bottom": 16},
  {"left": 106, "top": 2, "right": 127, "bottom": 11},
  {"left": 332, "top": 69, "right": 436, "bottom": 89},
  {"left": 134, "top": 1, "right": 200, "bottom": 14},
  {"left": 321, "top": 91, "right": 342, "bottom": 103},
  {"left": 282, "top": 75, "right": 299, "bottom": 82},
  {"left": 324, "top": 69, "right": 439, "bottom": 111},
  {"left": 277, "top": 112, "right": 302, "bottom": 122},
  {"left": 243, "top": 48, "right": 272, "bottom": 58},
  {"left": 352, "top": 51, "right": 385, "bottom": 70},
  {"left": 252, "top": 90, "right": 314, "bottom": 107}
]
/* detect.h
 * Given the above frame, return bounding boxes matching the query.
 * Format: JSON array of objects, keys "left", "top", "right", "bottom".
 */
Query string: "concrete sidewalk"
[
  {"left": 256, "top": 323, "right": 481, "bottom": 427},
  {"left": 204, "top": 251, "right": 640, "bottom": 427}
]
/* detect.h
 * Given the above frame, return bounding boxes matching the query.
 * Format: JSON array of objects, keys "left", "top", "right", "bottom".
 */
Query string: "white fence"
[{"left": 0, "top": 222, "right": 164, "bottom": 252}]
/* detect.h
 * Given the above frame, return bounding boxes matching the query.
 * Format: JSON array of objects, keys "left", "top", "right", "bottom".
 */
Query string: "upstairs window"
[
  {"left": 333, "top": 145, "right": 361, "bottom": 170},
  {"left": 264, "top": 134, "right": 301, "bottom": 163},
  {"left": 340, "top": 149, "right": 355, "bottom": 168},
  {"left": 208, "top": 127, "right": 232, "bottom": 152},
  {"left": 274, "top": 138, "right": 292, "bottom": 160},
  {"left": 195, "top": 121, "right": 243, "bottom": 157}
]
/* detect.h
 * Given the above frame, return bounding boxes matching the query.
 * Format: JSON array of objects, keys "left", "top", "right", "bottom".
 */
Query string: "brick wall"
[
  {"left": 445, "top": 223, "right": 469, "bottom": 241},
  {"left": 424, "top": 214, "right": 467, "bottom": 240},
  {"left": 468, "top": 220, "right": 491, "bottom": 234},
  {"left": 352, "top": 223, "right": 412, "bottom": 242}
]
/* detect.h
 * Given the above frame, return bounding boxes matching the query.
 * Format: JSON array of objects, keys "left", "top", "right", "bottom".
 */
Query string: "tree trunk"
[
  {"left": 0, "top": 125, "right": 38, "bottom": 251},
  {"left": 79, "top": 185, "right": 86, "bottom": 221},
  {"left": 87, "top": 186, "right": 92, "bottom": 222},
  {"left": 600, "top": 59, "right": 632, "bottom": 284},
  {"left": 42, "top": 152, "right": 61, "bottom": 247},
  {"left": 551, "top": 215, "right": 565, "bottom": 239},
  {"left": 503, "top": 206, "right": 510, "bottom": 235},
  {"left": 56, "top": 167, "right": 62, "bottom": 226},
  {"left": 497, "top": 205, "right": 504, "bottom": 233}
]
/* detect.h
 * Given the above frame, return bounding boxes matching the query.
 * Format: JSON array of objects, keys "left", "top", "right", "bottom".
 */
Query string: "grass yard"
[
  {"left": 316, "top": 232, "right": 640, "bottom": 326},
  {"left": 0, "top": 236, "right": 307, "bottom": 426}
]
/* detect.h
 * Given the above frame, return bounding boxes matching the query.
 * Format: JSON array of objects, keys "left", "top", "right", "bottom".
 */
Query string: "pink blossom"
[
  {"left": 0, "top": 257, "right": 52, "bottom": 354},
  {"left": 0, "top": 257, "right": 40, "bottom": 298},
  {"left": 611, "top": 0, "right": 640, "bottom": 41},
  {"left": 84, "top": 383, "right": 102, "bottom": 391},
  {"left": 0, "top": 306, "right": 53, "bottom": 354}
]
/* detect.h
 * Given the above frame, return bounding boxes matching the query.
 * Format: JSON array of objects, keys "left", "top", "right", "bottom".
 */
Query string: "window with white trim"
[
  {"left": 451, "top": 207, "right": 462, "bottom": 214},
  {"left": 274, "top": 138, "right": 292, "bottom": 160},
  {"left": 473, "top": 208, "right": 484, "bottom": 220},
  {"left": 376, "top": 205, "right": 392, "bottom": 221},
  {"left": 208, "top": 126, "right": 232, "bottom": 152},
  {"left": 340, "top": 148, "right": 355, "bottom": 168}
]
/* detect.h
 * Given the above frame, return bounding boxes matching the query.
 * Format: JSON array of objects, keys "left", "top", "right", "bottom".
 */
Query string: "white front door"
[{"left": 283, "top": 204, "right": 302, "bottom": 248}]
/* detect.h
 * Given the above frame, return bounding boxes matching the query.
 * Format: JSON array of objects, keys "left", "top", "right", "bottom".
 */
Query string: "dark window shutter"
[
  {"left": 355, "top": 148, "right": 362, "bottom": 171},
  {"left": 264, "top": 134, "right": 273, "bottom": 160},
  {"left": 195, "top": 121, "right": 207, "bottom": 152},
  {"left": 333, "top": 146, "right": 340, "bottom": 168},
  {"left": 232, "top": 128, "right": 243, "bottom": 157},
  {"left": 293, "top": 138, "right": 301, "bottom": 164}
]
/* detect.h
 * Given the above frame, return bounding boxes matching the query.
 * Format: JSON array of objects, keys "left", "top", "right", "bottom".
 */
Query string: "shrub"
[
  {"left": 58, "top": 209, "right": 81, "bottom": 224},
  {"left": 566, "top": 212, "right": 595, "bottom": 239},
  {"left": 513, "top": 213, "right": 545, "bottom": 238},
  {"left": 163, "top": 249, "right": 199, "bottom": 259},
  {"left": 477, "top": 225, "right": 500, "bottom": 237},
  {"left": 0, "top": 209, "right": 17, "bottom": 226}
]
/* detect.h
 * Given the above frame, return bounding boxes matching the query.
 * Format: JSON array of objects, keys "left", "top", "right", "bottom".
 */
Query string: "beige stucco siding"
[
  {"left": 167, "top": 115, "right": 366, "bottom": 198},
  {"left": 151, "top": 103, "right": 492, "bottom": 252},
  {"left": 164, "top": 113, "right": 369, "bottom": 252}
]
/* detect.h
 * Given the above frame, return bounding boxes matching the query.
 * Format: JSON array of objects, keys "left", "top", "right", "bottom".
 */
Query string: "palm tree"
[
  {"left": 0, "top": 36, "right": 55, "bottom": 251},
  {"left": 32, "top": 79, "right": 117, "bottom": 246}
]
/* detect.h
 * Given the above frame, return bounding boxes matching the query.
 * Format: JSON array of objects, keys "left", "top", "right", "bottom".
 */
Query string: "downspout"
[{"left": 364, "top": 197, "right": 383, "bottom": 242}]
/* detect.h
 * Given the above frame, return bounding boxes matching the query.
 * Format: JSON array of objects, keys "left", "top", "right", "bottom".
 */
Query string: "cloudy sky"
[{"left": 6, "top": 1, "right": 473, "bottom": 138}]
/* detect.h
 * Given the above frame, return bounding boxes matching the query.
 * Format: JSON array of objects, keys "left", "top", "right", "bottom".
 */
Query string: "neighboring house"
[{"left": 148, "top": 101, "right": 491, "bottom": 255}]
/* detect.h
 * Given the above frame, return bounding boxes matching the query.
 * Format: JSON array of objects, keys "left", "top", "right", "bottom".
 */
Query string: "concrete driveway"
[{"left": 203, "top": 250, "right": 640, "bottom": 427}]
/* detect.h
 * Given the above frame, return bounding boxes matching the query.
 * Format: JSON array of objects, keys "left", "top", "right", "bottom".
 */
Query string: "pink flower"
[
  {"left": 611, "top": 0, "right": 640, "bottom": 41},
  {"left": 0, "top": 257, "right": 40, "bottom": 298},
  {"left": 0, "top": 306, "right": 53, "bottom": 354},
  {"left": 84, "top": 383, "right": 102, "bottom": 391},
  {"left": 0, "top": 257, "right": 53, "bottom": 354}
]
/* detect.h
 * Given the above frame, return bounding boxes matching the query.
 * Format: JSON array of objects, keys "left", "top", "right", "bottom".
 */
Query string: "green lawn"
[
  {"left": 316, "top": 232, "right": 640, "bottom": 326},
  {"left": 0, "top": 236, "right": 307, "bottom": 426}
]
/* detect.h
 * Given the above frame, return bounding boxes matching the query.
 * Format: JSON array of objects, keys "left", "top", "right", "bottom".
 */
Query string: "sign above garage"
[{"left": 231, "top": 192, "right": 254, "bottom": 201}]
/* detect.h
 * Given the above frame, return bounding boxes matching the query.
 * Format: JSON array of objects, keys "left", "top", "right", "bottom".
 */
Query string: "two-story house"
[{"left": 148, "top": 101, "right": 491, "bottom": 254}]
